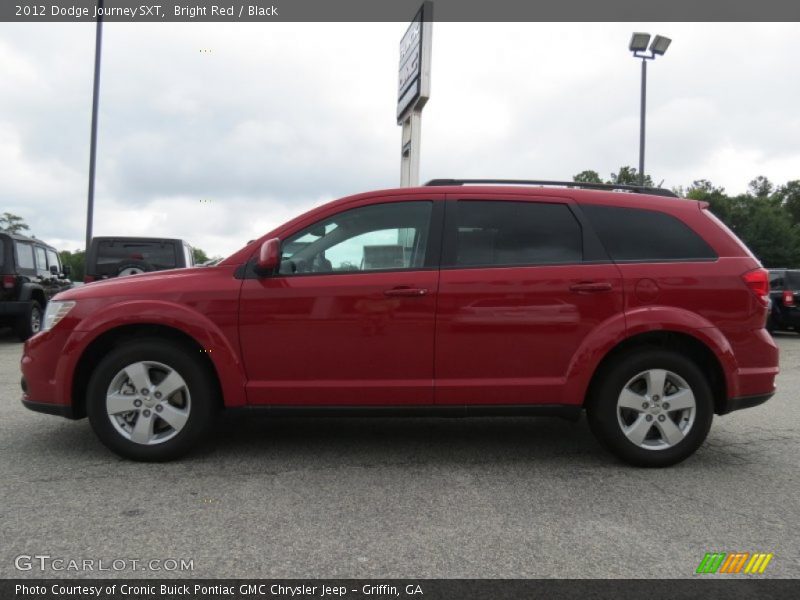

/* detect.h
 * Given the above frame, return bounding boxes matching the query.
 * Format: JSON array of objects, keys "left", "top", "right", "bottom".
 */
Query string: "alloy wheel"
[
  {"left": 105, "top": 361, "right": 191, "bottom": 445},
  {"left": 616, "top": 368, "right": 696, "bottom": 451}
]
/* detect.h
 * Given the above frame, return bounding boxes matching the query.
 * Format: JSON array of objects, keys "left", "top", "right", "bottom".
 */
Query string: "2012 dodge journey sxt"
[{"left": 20, "top": 180, "right": 779, "bottom": 466}]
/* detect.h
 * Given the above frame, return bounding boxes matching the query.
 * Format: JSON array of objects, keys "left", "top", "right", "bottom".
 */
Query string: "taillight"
[
  {"left": 2, "top": 275, "right": 15, "bottom": 290},
  {"left": 84, "top": 275, "right": 95, "bottom": 283},
  {"left": 783, "top": 290, "right": 795, "bottom": 307},
  {"left": 742, "top": 268, "right": 769, "bottom": 305}
]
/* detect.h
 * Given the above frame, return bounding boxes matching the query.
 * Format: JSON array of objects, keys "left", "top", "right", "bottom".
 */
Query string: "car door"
[
  {"left": 434, "top": 194, "right": 624, "bottom": 405},
  {"left": 239, "top": 196, "right": 444, "bottom": 406}
]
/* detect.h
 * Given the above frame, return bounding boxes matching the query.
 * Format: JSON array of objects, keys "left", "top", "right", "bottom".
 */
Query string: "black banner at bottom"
[{"left": 3, "top": 579, "right": 800, "bottom": 600}]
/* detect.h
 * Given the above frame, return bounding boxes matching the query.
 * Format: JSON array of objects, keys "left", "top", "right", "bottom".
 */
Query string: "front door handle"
[
  {"left": 384, "top": 287, "right": 429, "bottom": 297},
  {"left": 569, "top": 282, "right": 613, "bottom": 293}
]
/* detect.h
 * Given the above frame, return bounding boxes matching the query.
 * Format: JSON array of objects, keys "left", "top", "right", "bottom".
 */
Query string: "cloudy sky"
[{"left": 1, "top": 22, "right": 798, "bottom": 257}]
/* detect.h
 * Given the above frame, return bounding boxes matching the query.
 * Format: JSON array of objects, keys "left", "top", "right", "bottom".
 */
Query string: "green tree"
[
  {"left": 686, "top": 179, "right": 738, "bottom": 224},
  {"left": 748, "top": 176, "right": 774, "bottom": 199},
  {"left": 775, "top": 180, "right": 800, "bottom": 225},
  {"left": 609, "top": 166, "right": 654, "bottom": 187},
  {"left": 192, "top": 247, "right": 210, "bottom": 264},
  {"left": 573, "top": 170, "right": 603, "bottom": 184},
  {"left": 733, "top": 201, "right": 800, "bottom": 268},
  {"left": 0, "top": 212, "right": 30, "bottom": 234},
  {"left": 59, "top": 250, "right": 85, "bottom": 282}
]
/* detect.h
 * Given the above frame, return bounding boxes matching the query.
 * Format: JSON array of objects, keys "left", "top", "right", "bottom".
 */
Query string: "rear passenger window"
[
  {"left": 453, "top": 201, "right": 582, "bottom": 267},
  {"left": 582, "top": 205, "right": 716, "bottom": 262},
  {"left": 14, "top": 242, "right": 35, "bottom": 270}
]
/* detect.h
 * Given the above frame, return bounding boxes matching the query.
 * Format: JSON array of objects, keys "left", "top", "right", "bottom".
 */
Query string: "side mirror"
[
  {"left": 49, "top": 265, "right": 58, "bottom": 276},
  {"left": 63, "top": 265, "right": 72, "bottom": 276},
  {"left": 255, "top": 238, "right": 281, "bottom": 276}
]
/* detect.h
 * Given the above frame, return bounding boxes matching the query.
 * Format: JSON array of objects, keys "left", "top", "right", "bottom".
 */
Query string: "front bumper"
[
  {"left": 20, "top": 327, "right": 83, "bottom": 418},
  {"left": 21, "top": 397, "right": 78, "bottom": 419}
]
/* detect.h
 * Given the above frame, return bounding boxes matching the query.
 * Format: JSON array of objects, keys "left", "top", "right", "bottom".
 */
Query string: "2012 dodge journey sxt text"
[{"left": 20, "top": 180, "right": 779, "bottom": 466}]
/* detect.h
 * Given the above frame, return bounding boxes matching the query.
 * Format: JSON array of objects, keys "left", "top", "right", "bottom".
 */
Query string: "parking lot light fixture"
[
  {"left": 629, "top": 32, "right": 671, "bottom": 186},
  {"left": 629, "top": 32, "right": 651, "bottom": 53},
  {"left": 650, "top": 35, "right": 672, "bottom": 56}
]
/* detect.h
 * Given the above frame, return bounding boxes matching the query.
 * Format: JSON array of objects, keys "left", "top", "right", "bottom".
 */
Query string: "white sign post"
[{"left": 398, "top": 1, "right": 432, "bottom": 187}]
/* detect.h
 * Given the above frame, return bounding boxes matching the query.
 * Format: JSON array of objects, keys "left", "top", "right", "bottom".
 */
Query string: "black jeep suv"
[
  {"left": 768, "top": 268, "right": 800, "bottom": 334},
  {"left": 84, "top": 237, "right": 195, "bottom": 283},
  {"left": 0, "top": 233, "right": 73, "bottom": 341}
]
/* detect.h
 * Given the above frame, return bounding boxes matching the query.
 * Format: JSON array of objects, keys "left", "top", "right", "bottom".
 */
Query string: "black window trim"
[{"left": 440, "top": 196, "right": 604, "bottom": 270}]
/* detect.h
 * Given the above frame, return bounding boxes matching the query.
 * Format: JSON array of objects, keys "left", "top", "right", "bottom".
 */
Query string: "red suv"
[{"left": 20, "top": 180, "right": 779, "bottom": 466}]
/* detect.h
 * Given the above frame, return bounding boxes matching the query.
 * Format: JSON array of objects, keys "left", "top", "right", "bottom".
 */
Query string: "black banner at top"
[{"left": 3, "top": 0, "right": 800, "bottom": 22}]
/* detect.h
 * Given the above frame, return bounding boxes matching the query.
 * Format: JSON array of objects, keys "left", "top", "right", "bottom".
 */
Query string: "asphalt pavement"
[{"left": 1, "top": 328, "right": 798, "bottom": 578}]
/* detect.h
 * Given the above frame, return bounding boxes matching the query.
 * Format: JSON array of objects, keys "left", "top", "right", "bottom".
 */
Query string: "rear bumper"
[
  {"left": 771, "top": 306, "right": 800, "bottom": 329},
  {"left": 725, "top": 328, "right": 779, "bottom": 401},
  {"left": 0, "top": 301, "right": 27, "bottom": 316},
  {"left": 719, "top": 392, "right": 773, "bottom": 415}
]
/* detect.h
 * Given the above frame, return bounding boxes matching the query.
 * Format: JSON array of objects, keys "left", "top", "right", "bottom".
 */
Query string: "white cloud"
[{"left": 0, "top": 22, "right": 798, "bottom": 257}]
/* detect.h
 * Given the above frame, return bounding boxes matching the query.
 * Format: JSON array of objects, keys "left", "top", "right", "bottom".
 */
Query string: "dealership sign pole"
[{"left": 398, "top": 1, "right": 432, "bottom": 187}]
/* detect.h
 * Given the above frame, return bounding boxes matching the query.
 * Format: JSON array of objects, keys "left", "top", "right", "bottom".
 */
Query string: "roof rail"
[{"left": 424, "top": 178, "right": 679, "bottom": 198}]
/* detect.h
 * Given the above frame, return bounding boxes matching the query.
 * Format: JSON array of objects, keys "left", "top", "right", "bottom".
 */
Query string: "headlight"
[{"left": 42, "top": 301, "right": 76, "bottom": 332}]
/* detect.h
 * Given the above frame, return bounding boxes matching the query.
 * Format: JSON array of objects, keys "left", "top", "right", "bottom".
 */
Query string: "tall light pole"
[
  {"left": 629, "top": 32, "right": 671, "bottom": 187},
  {"left": 86, "top": 0, "right": 104, "bottom": 253}
]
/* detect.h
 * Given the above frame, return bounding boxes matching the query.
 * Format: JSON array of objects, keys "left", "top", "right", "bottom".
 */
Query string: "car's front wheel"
[
  {"left": 15, "top": 300, "right": 43, "bottom": 341},
  {"left": 86, "top": 338, "right": 217, "bottom": 461},
  {"left": 587, "top": 348, "right": 714, "bottom": 467}
]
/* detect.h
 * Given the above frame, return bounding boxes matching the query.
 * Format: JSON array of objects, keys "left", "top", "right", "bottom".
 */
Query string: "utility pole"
[{"left": 86, "top": 0, "right": 104, "bottom": 252}]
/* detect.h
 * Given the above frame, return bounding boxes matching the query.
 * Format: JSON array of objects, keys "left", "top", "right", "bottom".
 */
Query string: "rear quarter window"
[{"left": 581, "top": 204, "right": 716, "bottom": 262}]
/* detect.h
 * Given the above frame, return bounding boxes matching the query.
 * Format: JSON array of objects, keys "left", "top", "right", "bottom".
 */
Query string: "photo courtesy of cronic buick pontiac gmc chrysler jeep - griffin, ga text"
[{"left": 19, "top": 180, "right": 779, "bottom": 467}]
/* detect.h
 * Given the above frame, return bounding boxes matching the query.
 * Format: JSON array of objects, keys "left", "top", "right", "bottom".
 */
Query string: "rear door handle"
[
  {"left": 384, "top": 287, "right": 429, "bottom": 297},
  {"left": 569, "top": 282, "right": 613, "bottom": 293}
]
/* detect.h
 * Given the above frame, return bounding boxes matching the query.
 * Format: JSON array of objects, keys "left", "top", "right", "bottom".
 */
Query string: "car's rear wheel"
[
  {"left": 86, "top": 338, "right": 217, "bottom": 461},
  {"left": 15, "top": 300, "right": 43, "bottom": 341},
  {"left": 587, "top": 348, "right": 714, "bottom": 467}
]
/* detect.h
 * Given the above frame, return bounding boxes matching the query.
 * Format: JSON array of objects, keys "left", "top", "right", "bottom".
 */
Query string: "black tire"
[
  {"left": 766, "top": 314, "right": 775, "bottom": 334},
  {"left": 86, "top": 337, "right": 218, "bottom": 461},
  {"left": 15, "top": 300, "right": 43, "bottom": 342},
  {"left": 586, "top": 348, "right": 714, "bottom": 468}
]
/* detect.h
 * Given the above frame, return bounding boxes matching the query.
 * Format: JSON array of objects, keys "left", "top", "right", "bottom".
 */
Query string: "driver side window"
[{"left": 279, "top": 201, "right": 433, "bottom": 275}]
